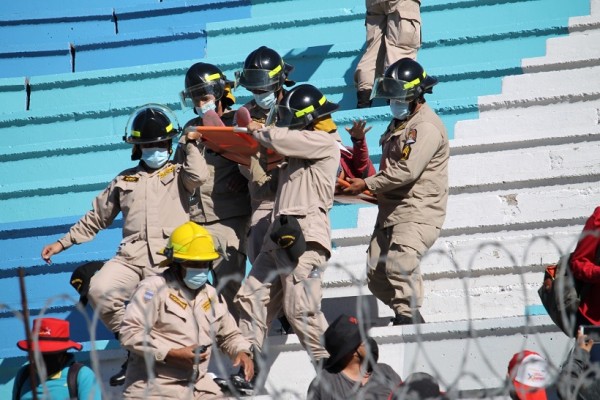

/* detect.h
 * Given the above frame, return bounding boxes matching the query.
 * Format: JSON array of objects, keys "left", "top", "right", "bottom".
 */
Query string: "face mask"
[
  {"left": 183, "top": 267, "right": 210, "bottom": 290},
  {"left": 390, "top": 100, "right": 410, "bottom": 120},
  {"left": 253, "top": 91, "right": 276, "bottom": 110},
  {"left": 141, "top": 147, "right": 170, "bottom": 169},
  {"left": 194, "top": 100, "right": 216, "bottom": 117}
]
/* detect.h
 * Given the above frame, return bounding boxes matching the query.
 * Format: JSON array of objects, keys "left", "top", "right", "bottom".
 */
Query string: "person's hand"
[
  {"left": 577, "top": 328, "right": 595, "bottom": 353},
  {"left": 343, "top": 177, "right": 367, "bottom": 195},
  {"left": 186, "top": 128, "right": 203, "bottom": 142},
  {"left": 246, "top": 121, "right": 263, "bottom": 134},
  {"left": 165, "top": 345, "right": 209, "bottom": 369},
  {"left": 345, "top": 119, "right": 371, "bottom": 141},
  {"left": 41, "top": 242, "right": 63, "bottom": 265},
  {"left": 233, "top": 351, "right": 254, "bottom": 382}
]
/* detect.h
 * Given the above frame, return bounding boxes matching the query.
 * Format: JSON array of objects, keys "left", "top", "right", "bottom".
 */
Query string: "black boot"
[
  {"left": 391, "top": 311, "right": 425, "bottom": 326},
  {"left": 357, "top": 89, "right": 372, "bottom": 109},
  {"left": 109, "top": 356, "right": 128, "bottom": 386}
]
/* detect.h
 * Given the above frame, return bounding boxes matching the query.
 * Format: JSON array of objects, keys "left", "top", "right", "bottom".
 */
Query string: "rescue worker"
[
  {"left": 120, "top": 221, "right": 254, "bottom": 399},
  {"left": 40, "top": 104, "right": 208, "bottom": 385},
  {"left": 235, "top": 45, "right": 294, "bottom": 264},
  {"left": 344, "top": 58, "right": 449, "bottom": 325},
  {"left": 355, "top": 0, "right": 422, "bottom": 108},
  {"left": 234, "top": 84, "right": 341, "bottom": 390},
  {"left": 177, "top": 62, "right": 251, "bottom": 318}
]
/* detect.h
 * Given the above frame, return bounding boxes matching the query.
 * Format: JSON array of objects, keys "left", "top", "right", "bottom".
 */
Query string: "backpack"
[
  {"left": 538, "top": 254, "right": 587, "bottom": 337},
  {"left": 15, "top": 362, "right": 83, "bottom": 399}
]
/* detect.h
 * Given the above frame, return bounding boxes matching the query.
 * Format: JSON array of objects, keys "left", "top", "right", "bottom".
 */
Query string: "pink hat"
[
  {"left": 17, "top": 318, "right": 83, "bottom": 353},
  {"left": 507, "top": 351, "right": 552, "bottom": 400}
]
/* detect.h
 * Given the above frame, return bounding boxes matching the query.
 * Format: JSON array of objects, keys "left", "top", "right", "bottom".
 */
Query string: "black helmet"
[
  {"left": 180, "top": 62, "right": 232, "bottom": 108},
  {"left": 371, "top": 58, "right": 438, "bottom": 101},
  {"left": 275, "top": 84, "right": 339, "bottom": 129},
  {"left": 237, "top": 46, "right": 294, "bottom": 92},
  {"left": 123, "top": 104, "right": 181, "bottom": 144}
]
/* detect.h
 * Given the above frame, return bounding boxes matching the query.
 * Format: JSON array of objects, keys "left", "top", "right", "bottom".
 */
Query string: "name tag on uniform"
[
  {"left": 169, "top": 293, "right": 187, "bottom": 310},
  {"left": 122, "top": 176, "right": 139, "bottom": 182},
  {"left": 159, "top": 165, "right": 176, "bottom": 179}
]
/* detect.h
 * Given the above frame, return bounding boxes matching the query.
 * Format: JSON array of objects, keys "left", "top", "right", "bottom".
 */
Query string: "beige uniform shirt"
[
  {"left": 251, "top": 127, "right": 340, "bottom": 255},
  {"left": 179, "top": 114, "right": 251, "bottom": 224},
  {"left": 120, "top": 267, "right": 252, "bottom": 396},
  {"left": 365, "top": 103, "right": 449, "bottom": 229},
  {"left": 57, "top": 142, "right": 208, "bottom": 267}
]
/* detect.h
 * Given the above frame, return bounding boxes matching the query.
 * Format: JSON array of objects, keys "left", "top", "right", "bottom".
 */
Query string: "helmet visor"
[
  {"left": 180, "top": 82, "right": 224, "bottom": 109},
  {"left": 237, "top": 68, "right": 280, "bottom": 90},
  {"left": 371, "top": 77, "right": 414, "bottom": 101},
  {"left": 274, "top": 105, "right": 311, "bottom": 129}
]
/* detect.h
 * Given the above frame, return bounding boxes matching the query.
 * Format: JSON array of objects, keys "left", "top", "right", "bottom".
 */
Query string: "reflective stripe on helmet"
[
  {"left": 165, "top": 123, "right": 173, "bottom": 132},
  {"left": 403, "top": 72, "right": 427, "bottom": 89},
  {"left": 268, "top": 64, "right": 282, "bottom": 78},
  {"left": 132, "top": 130, "right": 141, "bottom": 137},
  {"left": 294, "top": 95, "right": 327, "bottom": 118},
  {"left": 206, "top": 72, "right": 221, "bottom": 82}
]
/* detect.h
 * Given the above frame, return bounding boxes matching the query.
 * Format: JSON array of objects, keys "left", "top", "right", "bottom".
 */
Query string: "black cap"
[
  {"left": 70, "top": 261, "right": 104, "bottom": 305},
  {"left": 323, "top": 314, "right": 365, "bottom": 371},
  {"left": 269, "top": 215, "right": 306, "bottom": 261}
]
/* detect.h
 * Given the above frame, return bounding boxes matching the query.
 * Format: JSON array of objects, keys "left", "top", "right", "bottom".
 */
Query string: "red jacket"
[
  {"left": 570, "top": 206, "right": 600, "bottom": 324},
  {"left": 339, "top": 137, "right": 376, "bottom": 179}
]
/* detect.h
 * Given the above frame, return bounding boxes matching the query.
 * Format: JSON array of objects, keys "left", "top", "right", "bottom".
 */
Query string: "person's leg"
[
  {"left": 386, "top": 222, "right": 440, "bottom": 324},
  {"left": 367, "top": 226, "right": 396, "bottom": 307},
  {"left": 204, "top": 216, "right": 250, "bottom": 319},
  {"left": 87, "top": 259, "right": 143, "bottom": 333},
  {"left": 354, "top": 3, "right": 387, "bottom": 108},
  {"left": 280, "top": 244, "right": 329, "bottom": 362},
  {"left": 384, "top": 3, "right": 421, "bottom": 67}
]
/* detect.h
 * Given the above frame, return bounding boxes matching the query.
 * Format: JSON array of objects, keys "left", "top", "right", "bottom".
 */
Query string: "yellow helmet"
[{"left": 160, "top": 222, "right": 220, "bottom": 262}]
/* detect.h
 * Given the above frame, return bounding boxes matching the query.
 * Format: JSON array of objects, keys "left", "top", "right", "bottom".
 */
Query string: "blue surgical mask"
[
  {"left": 195, "top": 101, "right": 216, "bottom": 117},
  {"left": 141, "top": 147, "right": 170, "bottom": 169},
  {"left": 390, "top": 100, "right": 410, "bottom": 120},
  {"left": 253, "top": 91, "right": 276, "bottom": 110},
  {"left": 183, "top": 267, "right": 210, "bottom": 290}
]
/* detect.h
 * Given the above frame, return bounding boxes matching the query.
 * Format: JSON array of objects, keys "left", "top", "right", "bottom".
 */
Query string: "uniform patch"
[
  {"left": 406, "top": 128, "right": 418, "bottom": 145},
  {"left": 159, "top": 165, "right": 176, "bottom": 179},
  {"left": 169, "top": 293, "right": 187, "bottom": 310},
  {"left": 122, "top": 176, "right": 139, "bottom": 182},
  {"left": 201, "top": 297, "right": 215, "bottom": 312},
  {"left": 401, "top": 144, "right": 412, "bottom": 160},
  {"left": 144, "top": 290, "right": 155, "bottom": 303}
]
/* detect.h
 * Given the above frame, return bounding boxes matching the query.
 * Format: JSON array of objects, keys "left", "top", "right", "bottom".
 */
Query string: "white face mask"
[
  {"left": 195, "top": 101, "right": 216, "bottom": 117},
  {"left": 253, "top": 91, "right": 276, "bottom": 110},
  {"left": 183, "top": 267, "right": 210, "bottom": 290},
  {"left": 390, "top": 100, "right": 410, "bottom": 120},
  {"left": 141, "top": 147, "right": 170, "bottom": 169}
]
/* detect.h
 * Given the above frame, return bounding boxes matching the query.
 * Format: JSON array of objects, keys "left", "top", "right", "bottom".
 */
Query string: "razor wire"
[{"left": 3, "top": 231, "right": 600, "bottom": 400}]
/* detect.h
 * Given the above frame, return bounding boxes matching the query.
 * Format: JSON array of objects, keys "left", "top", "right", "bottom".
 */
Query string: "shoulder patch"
[
  {"left": 144, "top": 290, "right": 155, "bottom": 303},
  {"left": 406, "top": 128, "right": 417, "bottom": 144},
  {"left": 169, "top": 293, "right": 187, "bottom": 310},
  {"left": 159, "top": 165, "right": 176, "bottom": 179},
  {"left": 122, "top": 176, "right": 139, "bottom": 182}
]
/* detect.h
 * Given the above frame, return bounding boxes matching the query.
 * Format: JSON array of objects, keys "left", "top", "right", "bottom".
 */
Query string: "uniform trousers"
[{"left": 367, "top": 221, "right": 439, "bottom": 316}]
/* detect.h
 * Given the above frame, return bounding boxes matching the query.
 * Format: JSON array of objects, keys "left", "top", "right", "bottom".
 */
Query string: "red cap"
[
  {"left": 17, "top": 318, "right": 82, "bottom": 353},
  {"left": 508, "top": 351, "right": 551, "bottom": 400}
]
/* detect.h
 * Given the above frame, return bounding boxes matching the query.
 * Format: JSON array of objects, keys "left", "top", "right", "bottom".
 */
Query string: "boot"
[
  {"left": 391, "top": 310, "right": 425, "bottom": 326},
  {"left": 109, "top": 356, "right": 128, "bottom": 386},
  {"left": 357, "top": 89, "right": 372, "bottom": 109}
]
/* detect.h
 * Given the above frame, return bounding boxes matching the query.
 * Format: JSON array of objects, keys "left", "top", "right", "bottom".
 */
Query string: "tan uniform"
[
  {"left": 60, "top": 142, "right": 207, "bottom": 333},
  {"left": 364, "top": 103, "right": 448, "bottom": 317},
  {"left": 234, "top": 126, "right": 340, "bottom": 361},
  {"left": 176, "top": 113, "right": 252, "bottom": 317},
  {"left": 355, "top": 0, "right": 422, "bottom": 92},
  {"left": 239, "top": 101, "right": 278, "bottom": 264},
  {"left": 120, "top": 267, "right": 252, "bottom": 399}
]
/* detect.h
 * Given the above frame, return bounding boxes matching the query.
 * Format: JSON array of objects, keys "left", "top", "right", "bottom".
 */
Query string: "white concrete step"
[
  {"left": 453, "top": 101, "right": 600, "bottom": 148},
  {"left": 523, "top": 29, "right": 600, "bottom": 72},
  {"left": 479, "top": 65, "right": 600, "bottom": 111}
]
